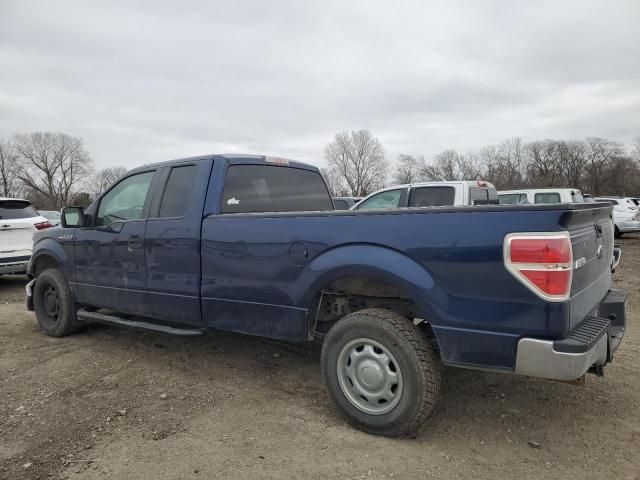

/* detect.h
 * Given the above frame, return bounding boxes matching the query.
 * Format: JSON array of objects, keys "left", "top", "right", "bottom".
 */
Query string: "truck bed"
[{"left": 201, "top": 202, "right": 614, "bottom": 370}]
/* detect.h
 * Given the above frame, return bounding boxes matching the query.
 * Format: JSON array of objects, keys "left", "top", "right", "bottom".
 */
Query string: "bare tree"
[
  {"left": 584, "top": 137, "right": 624, "bottom": 195},
  {"left": 632, "top": 135, "right": 640, "bottom": 162},
  {"left": 393, "top": 154, "right": 421, "bottom": 184},
  {"left": 0, "top": 139, "right": 20, "bottom": 197},
  {"left": 93, "top": 166, "right": 128, "bottom": 196},
  {"left": 524, "top": 140, "right": 563, "bottom": 187},
  {"left": 12, "top": 132, "right": 94, "bottom": 209},
  {"left": 324, "top": 130, "right": 387, "bottom": 196},
  {"left": 420, "top": 150, "right": 482, "bottom": 181},
  {"left": 320, "top": 167, "right": 348, "bottom": 196},
  {"left": 556, "top": 140, "right": 586, "bottom": 188},
  {"left": 491, "top": 138, "right": 524, "bottom": 188}
]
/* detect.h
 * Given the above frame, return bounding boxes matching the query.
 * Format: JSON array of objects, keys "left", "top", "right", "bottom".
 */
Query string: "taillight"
[
  {"left": 504, "top": 233, "right": 573, "bottom": 301},
  {"left": 34, "top": 221, "right": 53, "bottom": 230}
]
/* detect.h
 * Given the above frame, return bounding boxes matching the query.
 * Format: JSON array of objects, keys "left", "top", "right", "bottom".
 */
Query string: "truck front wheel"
[
  {"left": 321, "top": 308, "right": 441, "bottom": 437},
  {"left": 33, "top": 268, "right": 81, "bottom": 337}
]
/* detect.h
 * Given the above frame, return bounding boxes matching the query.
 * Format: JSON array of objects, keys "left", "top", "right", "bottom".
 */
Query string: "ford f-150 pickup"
[{"left": 25, "top": 154, "right": 626, "bottom": 437}]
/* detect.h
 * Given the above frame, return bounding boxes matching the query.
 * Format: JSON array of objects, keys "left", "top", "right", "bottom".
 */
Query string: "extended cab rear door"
[
  {"left": 144, "top": 160, "right": 213, "bottom": 326},
  {"left": 201, "top": 161, "right": 333, "bottom": 339}
]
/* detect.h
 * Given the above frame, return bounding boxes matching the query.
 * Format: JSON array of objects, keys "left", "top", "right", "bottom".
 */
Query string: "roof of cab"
[{"left": 127, "top": 154, "right": 320, "bottom": 174}]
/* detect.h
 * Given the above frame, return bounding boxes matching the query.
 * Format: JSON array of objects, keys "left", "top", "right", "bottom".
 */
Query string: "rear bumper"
[
  {"left": 0, "top": 255, "right": 31, "bottom": 274},
  {"left": 514, "top": 289, "right": 626, "bottom": 381}
]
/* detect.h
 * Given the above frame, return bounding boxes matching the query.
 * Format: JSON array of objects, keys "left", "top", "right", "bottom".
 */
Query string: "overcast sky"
[{"left": 1, "top": 0, "right": 639, "bottom": 170}]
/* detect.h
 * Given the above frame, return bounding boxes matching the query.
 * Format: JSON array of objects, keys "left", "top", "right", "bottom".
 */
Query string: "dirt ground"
[{"left": 1, "top": 237, "right": 639, "bottom": 480}]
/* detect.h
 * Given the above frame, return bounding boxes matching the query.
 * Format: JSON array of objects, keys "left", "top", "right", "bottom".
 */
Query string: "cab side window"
[
  {"left": 158, "top": 165, "right": 197, "bottom": 218},
  {"left": 221, "top": 165, "right": 333, "bottom": 213},
  {"left": 534, "top": 193, "right": 561, "bottom": 204},
  {"left": 96, "top": 171, "right": 155, "bottom": 226},
  {"left": 409, "top": 186, "right": 455, "bottom": 207}
]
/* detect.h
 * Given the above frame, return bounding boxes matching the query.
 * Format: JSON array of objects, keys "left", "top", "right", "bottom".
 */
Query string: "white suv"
[
  {"left": 595, "top": 197, "right": 640, "bottom": 238},
  {"left": 0, "top": 198, "right": 53, "bottom": 274}
]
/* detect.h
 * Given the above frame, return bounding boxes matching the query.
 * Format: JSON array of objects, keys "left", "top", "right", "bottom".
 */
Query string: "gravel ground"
[{"left": 1, "top": 236, "right": 639, "bottom": 480}]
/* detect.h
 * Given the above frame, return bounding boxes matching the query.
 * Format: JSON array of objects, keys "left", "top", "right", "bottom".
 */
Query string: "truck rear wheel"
[
  {"left": 321, "top": 308, "right": 441, "bottom": 437},
  {"left": 33, "top": 268, "right": 81, "bottom": 337}
]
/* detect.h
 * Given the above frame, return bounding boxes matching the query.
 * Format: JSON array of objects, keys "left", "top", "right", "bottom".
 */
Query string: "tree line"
[
  {"left": 0, "top": 132, "right": 126, "bottom": 209},
  {"left": 2, "top": 130, "right": 639, "bottom": 209},
  {"left": 324, "top": 130, "right": 640, "bottom": 197}
]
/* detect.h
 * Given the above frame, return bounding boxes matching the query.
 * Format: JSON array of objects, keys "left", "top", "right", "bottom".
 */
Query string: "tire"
[
  {"left": 33, "top": 268, "right": 81, "bottom": 337},
  {"left": 321, "top": 308, "right": 441, "bottom": 437},
  {"left": 614, "top": 226, "right": 623, "bottom": 239}
]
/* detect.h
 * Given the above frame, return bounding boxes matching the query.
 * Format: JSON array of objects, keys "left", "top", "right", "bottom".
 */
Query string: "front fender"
[
  {"left": 28, "top": 236, "right": 70, "bottom": 276},
  {"left": 294, "top": 244, "right": 447, "bottom": 325}
]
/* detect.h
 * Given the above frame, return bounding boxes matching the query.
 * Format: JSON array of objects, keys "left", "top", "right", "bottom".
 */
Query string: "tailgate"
[{"left": 567, "top": 204, "right": 614, "bottom": 329}]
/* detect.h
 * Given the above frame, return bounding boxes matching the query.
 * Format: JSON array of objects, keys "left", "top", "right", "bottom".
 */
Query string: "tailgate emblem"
[{"left": 574, "top": 257, "right": 587, "bottom": 269}]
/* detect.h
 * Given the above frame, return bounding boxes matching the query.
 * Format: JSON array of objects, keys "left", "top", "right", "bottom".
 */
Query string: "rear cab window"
[
  {"left": 534, "top": 192, "right": 561, "bottom": 204},
  {"left": 221, "top": 165, "right": 333, "bottom": 213},
  {"left": 469, "top": 187, "right": 490, "bottom": 205},
  {"left": 570, "top": 190, "right": 584, "bottom": 202},
  {"left": 0, "top": 200, "right": 38, "bottom": 219},
  {"left": 409, "top": 186, "right": 455, "bottom": 207}
]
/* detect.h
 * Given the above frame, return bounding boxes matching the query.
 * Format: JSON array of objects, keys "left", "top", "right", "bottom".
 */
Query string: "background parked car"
[
  {"left": 38, "top": 210, "right": 61, "bottom": 226},
  {"left": 0, "top": 198, "right": 53, "bottom": 274},
  {"left": 332, "top": 197, "right": 362, "bottom": 210},
  {"left": 352, "top": 180, "right": 498, "bottom": 210},
  {"left": 595, "top": 197, "right": 640, "bottom": 238},
  {"left": 498, "top": 188, "right": 584, "bottom": 204}
]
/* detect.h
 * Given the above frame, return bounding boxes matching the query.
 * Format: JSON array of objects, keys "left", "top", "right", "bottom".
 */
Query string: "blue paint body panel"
[{"left": 29, "top": 154, "right": 615, "bottom": 371}]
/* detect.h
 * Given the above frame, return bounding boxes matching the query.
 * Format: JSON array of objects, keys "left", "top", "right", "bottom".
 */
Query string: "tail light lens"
[
  {"left": 34, "top": 221, "right": 54, "bottom": 230},
  {"left": 504, "top": 233, "right": 573, "bottom": 301}
]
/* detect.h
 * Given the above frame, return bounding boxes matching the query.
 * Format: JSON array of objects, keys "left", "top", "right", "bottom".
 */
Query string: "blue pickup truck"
[{"left": 26, "top": 154, "right": 626, "bottom": 437}]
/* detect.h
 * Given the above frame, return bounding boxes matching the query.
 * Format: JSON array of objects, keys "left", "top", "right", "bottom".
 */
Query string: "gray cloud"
[{"left": 1, "top": 0, "right": 639, "bottom": 170}]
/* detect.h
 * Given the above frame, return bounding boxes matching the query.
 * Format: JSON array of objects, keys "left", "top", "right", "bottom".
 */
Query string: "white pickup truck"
[
  {"left": 498, "top": 188, "right": 584, "bottom": 205},
  {"left": 352, "top": 181, "right": 498, "bottom": 210}
]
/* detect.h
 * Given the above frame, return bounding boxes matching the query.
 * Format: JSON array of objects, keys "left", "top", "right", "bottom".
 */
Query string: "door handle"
[{"left": 128, "top": 235, "right": 143, "bottom": 250}]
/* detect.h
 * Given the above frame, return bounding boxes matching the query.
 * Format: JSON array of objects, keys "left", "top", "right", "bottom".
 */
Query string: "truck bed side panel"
[{"left": 200, "top": 206, "right": 609, "bottom": 368}]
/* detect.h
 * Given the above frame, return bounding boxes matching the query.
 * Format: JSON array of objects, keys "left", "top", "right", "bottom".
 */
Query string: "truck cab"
[
  {"left": 498, "top": 188, "right": 585, "bottom": 205},
  {"left": 352, "top": 180, "right": 498, "bottom": 210}
]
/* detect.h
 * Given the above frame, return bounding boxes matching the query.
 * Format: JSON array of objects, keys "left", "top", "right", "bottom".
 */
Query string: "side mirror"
[{"left": 61, "top": 206, "right": 84, "bottom": 228}]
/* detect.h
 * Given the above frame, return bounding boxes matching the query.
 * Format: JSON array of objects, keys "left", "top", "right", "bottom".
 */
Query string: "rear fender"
[{"left": 296, "top": 244, "right": 445, "bottom": 325}]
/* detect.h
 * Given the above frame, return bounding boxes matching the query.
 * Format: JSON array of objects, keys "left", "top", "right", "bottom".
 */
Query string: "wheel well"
[
  {"left": 33, "top": 255, "right": 60, "bottom": 276},
  {"left": 311, "top": 276, "right": 437, "bottom": 346}
]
